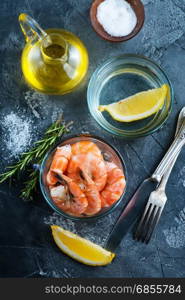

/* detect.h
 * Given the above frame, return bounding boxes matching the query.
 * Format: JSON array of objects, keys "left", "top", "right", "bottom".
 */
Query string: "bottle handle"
[{"left": 19, "top": 13, "right": 47, "bottom": 42}]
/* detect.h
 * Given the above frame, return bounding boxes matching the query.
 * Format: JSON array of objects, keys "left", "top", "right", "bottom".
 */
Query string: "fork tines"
[{"left": 134, "top": 203, "right": 163, "bottom": 244}]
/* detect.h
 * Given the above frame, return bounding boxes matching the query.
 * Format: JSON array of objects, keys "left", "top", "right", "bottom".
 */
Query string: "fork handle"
[
  {"left": 157, "top": 108, "right": 185, "bottom": 189},
  {"left": 152, "top": 119, "right": 185, "bottom": 182},
  {"left": 157, "top": 151, "right": 178, "bottom": 190}
]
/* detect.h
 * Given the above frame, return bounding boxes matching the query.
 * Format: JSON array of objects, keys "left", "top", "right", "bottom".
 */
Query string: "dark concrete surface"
[{"left": 0, "top": 0, "right": 185, "bottom": 278}]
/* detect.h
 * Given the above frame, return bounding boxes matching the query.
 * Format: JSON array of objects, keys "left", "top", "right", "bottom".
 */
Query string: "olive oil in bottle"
[{"left": 19, "top": 14, "right": 89, "bottom": 95}]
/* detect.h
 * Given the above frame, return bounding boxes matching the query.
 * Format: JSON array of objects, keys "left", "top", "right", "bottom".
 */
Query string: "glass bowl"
[
  {"left": 87, "top": 54, "right": 174, "bottom": 138},
  {"left": 39, "top": 135, "right": 127, "bottom": 221}
]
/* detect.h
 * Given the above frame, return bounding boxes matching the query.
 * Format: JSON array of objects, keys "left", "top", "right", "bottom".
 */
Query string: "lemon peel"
[
  {"left": 51, "top": 225, "right": 115, "bottom": 266},
  {"left": 99, "top": 84, "right": 168, "bottom": 122}
]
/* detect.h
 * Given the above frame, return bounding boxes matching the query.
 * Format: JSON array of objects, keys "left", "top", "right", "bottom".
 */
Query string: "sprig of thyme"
[{"left": 0, "top": 115, "right": 72, "bottom": 200}]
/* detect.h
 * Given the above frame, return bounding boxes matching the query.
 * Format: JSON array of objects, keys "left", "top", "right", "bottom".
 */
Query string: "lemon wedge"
[
  {"left": 98, "top": 84, "right": 168, "bottom": 122},
  {"left": 51, "top": 225, "right": 115, "bottom": 266}
]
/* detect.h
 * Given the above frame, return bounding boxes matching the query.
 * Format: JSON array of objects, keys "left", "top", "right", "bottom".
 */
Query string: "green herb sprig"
[{"left": 0, "top": 116, "right": 72, "bottom": 200}]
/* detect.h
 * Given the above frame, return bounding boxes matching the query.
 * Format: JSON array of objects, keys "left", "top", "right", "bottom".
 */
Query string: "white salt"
[
  {"left": 24, "top": 90, "right": 47, "bottom": 119},
  {"left": 97, "top": 0, "right": 137, "bottom": 37},
  {"left": 2, "top": 112, "right": 33, "bottom": 159},
  {"left": 24, "top": 90, "right": 63, "bottom": 122},
  {"left": 44, "top": 212, "right": 115, "bottom": 246}
]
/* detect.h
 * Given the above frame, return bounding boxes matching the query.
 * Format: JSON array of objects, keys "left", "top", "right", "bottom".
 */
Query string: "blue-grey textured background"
[{"left": 0, "top": 0, "right": 185, "bottom": 278}]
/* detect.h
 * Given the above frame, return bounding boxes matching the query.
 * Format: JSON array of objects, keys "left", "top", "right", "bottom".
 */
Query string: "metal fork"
[{"left": 134, "top": 107, "right": 185, "bottom": 243}]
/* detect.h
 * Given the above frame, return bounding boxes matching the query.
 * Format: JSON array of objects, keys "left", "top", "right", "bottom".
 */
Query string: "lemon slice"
[
  {"left": 51, "top": 225, "right": 115, "bottom": 266},
  {"left": 98, "top": 84, "right": 168, "bottom": 122}
]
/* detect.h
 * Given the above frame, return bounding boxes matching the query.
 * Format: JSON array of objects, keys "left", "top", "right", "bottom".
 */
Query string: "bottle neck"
[{"left": 41, "top": 33, "right": 68, "bottom": 65}]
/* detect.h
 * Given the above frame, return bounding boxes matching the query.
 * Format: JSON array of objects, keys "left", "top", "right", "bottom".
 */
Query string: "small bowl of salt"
[{"left": 90, "top": 0, "right": 145, "bottom": 42}]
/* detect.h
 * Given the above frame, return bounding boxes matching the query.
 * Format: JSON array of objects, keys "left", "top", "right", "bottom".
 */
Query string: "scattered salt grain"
[
  {"left": 97, "top": 0, "right": 137, "bottom": 37},
  {"left": 24, "top": 90, "right": 63, "bottom": 122},
  {"left": 163, "top": 207, "right": 185, "bottom": 249},
  {"left": 24, "top": 90, "right": 47, "bottom": 119},
  {"left": 44, "top": 212, "right": 115, "bottom": 246},
  {"left": 2, "top": 112, "right": 33, "bottom": 159}
]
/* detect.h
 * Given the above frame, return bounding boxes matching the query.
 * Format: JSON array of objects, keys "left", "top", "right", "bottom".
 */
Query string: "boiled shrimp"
[
  {"left": 66, "top": 154, "right": 86, "bottom": 184},
  {"left": 67, "top": 153, "right": 107, "bottom": 191},
  {"left": 101, "top": 162, "right": 126, "bottom": 207},
  {"left": 53, "top": 174, "right": 88, "bottom": 215},
  {"left": 71, "top": 141, "right": 102, "bottom": 158},
  {"left": 47, "top": 144, "right": 71, "bottom": 186},
  {"left": 82, "top": 171, "right": 101, "bottom": 216},
  {"left": 67, "top": 141, "right": 107, "bottom": 191},
  {"left": 80, "top": 152, "right": 107, "bottom": 191}
]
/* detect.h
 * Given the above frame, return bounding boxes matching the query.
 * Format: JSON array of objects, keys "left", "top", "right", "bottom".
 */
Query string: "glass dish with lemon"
[{"left": 87, "top": 54, "right": 173, "bottom": 138}]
